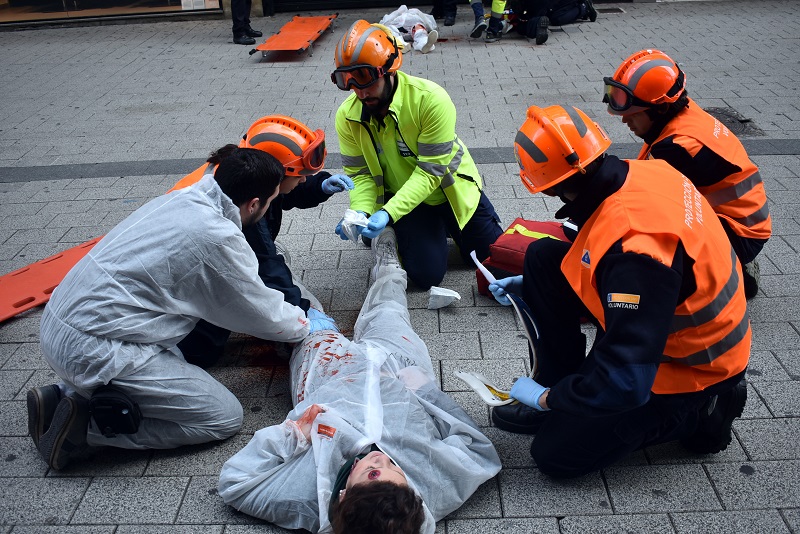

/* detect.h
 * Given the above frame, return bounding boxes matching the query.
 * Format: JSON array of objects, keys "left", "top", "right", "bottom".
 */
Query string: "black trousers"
[
  {"left": 521, "top": 238, "right": 710, "bottom": 478},
  {"left": 231, "top": 0, "right": 252, "bottom": 36}
]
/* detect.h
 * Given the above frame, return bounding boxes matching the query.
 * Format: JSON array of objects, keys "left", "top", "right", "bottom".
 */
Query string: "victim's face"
[{"left": 345, "top": 451, "right": 408, "bottom": 490}]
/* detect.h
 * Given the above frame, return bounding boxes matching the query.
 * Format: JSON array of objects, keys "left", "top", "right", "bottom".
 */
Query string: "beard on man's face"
[{"left": 360, "top": 78, "right": 392, "bottom": 114}]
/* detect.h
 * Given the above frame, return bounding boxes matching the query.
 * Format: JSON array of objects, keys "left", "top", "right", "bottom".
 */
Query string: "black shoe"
[
  {"left": 444, "top": 13, "right": 456, "bottom": 26},
  {"left": 535, "top": 16, "right": 549, "bottom": 45},
  {"left": 233, "top": 34, "right": 256, "bottom": 45},
  {"left": 27, "top": 384, "right": 62, "bottom": 449},
  {"left": 492, "top": 403, "right": 549, "bottom": 434},
  {"left": 742, "top": 260, "right": 760, "bottom": 300},
  {"left": 585, "top": 0, "right": 597, "bottom": 22},
  {"left": 484, "top": 29, "right": 502, "bottom": 43},
  {"left": 681, "top": 379, "right": 747, "bottom": 454},
  {"left": 38, "top": 395, "right": 90, "bottom": 470},
  {"left": 245, "top": 27, "right": 262, "bottom": 38}
]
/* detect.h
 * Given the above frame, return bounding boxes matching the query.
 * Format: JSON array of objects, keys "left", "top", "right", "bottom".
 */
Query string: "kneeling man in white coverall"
[
  {"left": 28, "top": 148, "right": 337, "bottom": 471},
  {"left": 218, "top": 227, "right": 502, "bottom": 534}
]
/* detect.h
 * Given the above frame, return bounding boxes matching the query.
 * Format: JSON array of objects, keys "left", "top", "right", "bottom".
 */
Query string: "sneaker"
[
  {"left": 742, "top": 260, "right": 760, "bottom": 300},
  {"left": 680, "top": 379, "right": 747, "bottom": 454},
  {"left": 274, "top": 241, "right": 292, "bottom": 268},
  {"left": 233, "top": 34, "right": 256, "bottom": 45},
  {"left": 370, "top": 227, "right": 400, "bottom": 282},
  {"left": 492, "top": 403, "right": 549, "bottom": 434},
  {"left": 535, "top": 16, "right": 549, "bottom": 45},
  {"left": 420, "top": 30, "right": 438, "bottom": 53},
  {"left": 584, "top": 0, "right": 597, "bottom": 22},
  {"left": 484, "top": 29, "right": 502, "bottom": 43},
  {"left": 38, "top": 395, "right": 90, "bottom": 470},
  {"left": 470, "top": 19, "right": 488, "bottom": 38},
  {"left": 444, "top": 13, "right": 456, "bottom": 26},
  {"left": 27, "top": 384, "right": 62, "bottom": 449}
]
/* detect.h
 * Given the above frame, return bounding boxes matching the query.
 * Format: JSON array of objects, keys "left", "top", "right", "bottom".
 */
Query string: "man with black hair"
[
  {"left": 603, "top": 49, "right": 771, "bottom": 299},
  {"left": 28, "top": 148, "right": 335, "bottom": 471}
]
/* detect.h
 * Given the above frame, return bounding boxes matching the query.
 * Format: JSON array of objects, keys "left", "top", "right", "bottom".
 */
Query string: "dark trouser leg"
[
  {"left": 531, "top": 392, "right": 707, "bottom": 478},
  {"left": 393, "top": 202, "right": 450, "bottom": 290},
  {"left": 521, "top": 238, "right": 589, "bottom": 385},
  {"left": 446, "top": 191, "right": 503, "bottom": 267},
  {"left": 719, "top": 218, "right": 766, "bottom": 265},
  {"left": 177, "top": 320, "right": 231, "bottom": 368},
  {"left": 231, "top": 0, "right": 252, "bottom": 35}
]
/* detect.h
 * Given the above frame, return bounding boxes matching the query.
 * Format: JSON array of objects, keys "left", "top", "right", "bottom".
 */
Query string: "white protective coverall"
[
  {"left": 218, "top": 264, "right": 501, "bottom": 533},
  {"left": 40, "top": 173, "right": 310, "bottom": 450}
]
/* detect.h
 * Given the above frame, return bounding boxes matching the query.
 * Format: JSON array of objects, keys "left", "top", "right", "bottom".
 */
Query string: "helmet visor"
[
  {"left": 300, "top": 129, "right": 326, "bottom": 174},
  {"left": 331, "top": 65, "right": 386, "bottom": 91},
  {"left": 602, "top": 77, "right": 651, "bottom": 116}
]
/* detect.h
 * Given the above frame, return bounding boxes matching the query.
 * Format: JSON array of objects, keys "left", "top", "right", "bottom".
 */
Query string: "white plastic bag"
[
  {"left": 427, "top": 286, "right": 461, "bottom": 309},
  {"left": 340, "top": 209, "right": 369, "bottom": 242}
]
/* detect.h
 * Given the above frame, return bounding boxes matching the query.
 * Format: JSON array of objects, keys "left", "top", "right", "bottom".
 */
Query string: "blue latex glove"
[
  {"left": 321, "top": 174, "right": 354, "bottom": 195},
  {"left": 307, "top": 308, "right": 339, "bottom": 333},
  {"left": 488, "top": 275, "right": 523, "bottom": 306},
  {"left": 361, "top": 210, "right": 390, "bottom": 239},
  {"left": 335, "top": 210, "right": 368, "bottom": 241},
  {"left": 510, "top": 376, "right": 550, "bottom": 411}
]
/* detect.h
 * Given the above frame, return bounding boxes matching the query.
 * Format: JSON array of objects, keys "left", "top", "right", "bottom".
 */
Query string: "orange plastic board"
[
  {"left": 0, "top": 237, "right": 101, "bottom": 323},
  {"left": 253, "top": 14, "right": 337, "bottom": 55}
]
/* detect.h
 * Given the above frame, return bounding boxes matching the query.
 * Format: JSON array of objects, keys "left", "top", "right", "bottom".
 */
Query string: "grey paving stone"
[
  {"left": 0, "top": 477, "right": 89, "bottom": 524},
  {"left": 116, "top": 526, "right": 223, "bottom": 534},
  {"left": 224, "top": 524, "right": 303, "bottom": 533},
  {"left": 735, "top": 418, "right": 800, "bottom": 461},
  {"left": 670, "top": 509, "right": 789, "bottom": 534},
  {"left": 559, "top": 513, "right": 674, "bottom": 534},
  {"left": 420, "top": 331, "right": 481, "bottom": 361},
  {"left": 0, "top": 369, "right": 33, "bottom": 401},
  {"left": 441, "top": 358, "right": 527, "bottom": 393},
  {"left": 746, "top": 350, "right": 792, "bottom": 382},
  {"left": 783, "top": 508, "right": 800, "bottom": 532},
  {"left": 0, "top": 400, "right": 28, "bottom": 437},
  {"left": 446, "top": 478, "right": 502, "bottom": 519},
  {"left": 239, "top": 397, "right": 293, "bottom": 435},
  {"left": 439, "top": 306, "right": 519, "bottom": 333},
  {"left": 147, "top": 435, "right": 252, "bottom": 477},
  {"left": 774, "top": 350, "right": 800, "bottom": 378},
  {"left": 0, "top": 436, "right": 50, "bottom": 476},
  {"left": 446, "top": 517, "right": 558, "bottom": 534},
  {"left": 71, "top": 476, "right": 190, "bottom": 524},
  {"left": 481, "top": 427, "right": 536, "bottom": 469},
  {"left": 176, "top": 475, "right": 261, "bottom": 525},
  {"left": 11, "top": 528, "right": 113, "bottom": 534},
  {"left": 2, "top": 342, "right": 53, "bottom": 371},
  {"left": 206, "top": 367, "right": 272, "bottom": 399},
  {"left": 708, "top": 460, "right": 800, "bottom": 510},
  {"left": 604, "top": 464, "right": 721, "bottom": 514},
  {"left": 751, "top": 381, "right": 800, "bottom": 417},
  {"left": 499, "top": 468, "right": 611, "bottom": 517}
]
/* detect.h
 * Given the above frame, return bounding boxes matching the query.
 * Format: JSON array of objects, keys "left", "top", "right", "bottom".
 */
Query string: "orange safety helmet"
[
  {"left": 604, "top": 49, "right": 686, "bottom": 116},
  {"left": 239, "top": 115, "right": 326, "bottom": 177},
  {"left": 332, "top": 20, "right": 402, "bottom": 86},
  {"left": 515, "top": 105, "right": 612, "bottom": 194}
]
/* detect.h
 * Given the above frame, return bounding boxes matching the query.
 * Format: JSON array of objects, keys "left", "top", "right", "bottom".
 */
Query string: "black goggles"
[
  {"left": 602, "top": 77, "right": 654, "bottom": 115},
  {"left": 331, "top": 65, "right": 387, "bottom": 91}
]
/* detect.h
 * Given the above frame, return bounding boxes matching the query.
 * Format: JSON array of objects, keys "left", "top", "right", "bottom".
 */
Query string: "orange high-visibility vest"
[
  {"left": 638, "top": 98, "right": 771, "bottom": 242},
  {"left": 562, "top": 160, "right": 750, "bottom": 394},
  {"left": 167, "top": 162, "right": 217, "bottom": 193}
]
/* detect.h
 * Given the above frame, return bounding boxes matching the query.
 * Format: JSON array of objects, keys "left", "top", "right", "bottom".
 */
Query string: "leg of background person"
[
  {"left": 521, "top": 238, "right": 590, "bottom": 385},
  {"left": 393, "top": 203, "right": 450, "bottom": 290},
  {"left": 231, "top": 0, "right": 251, "bottom": 37},
  {"left": 447, "top": 191, "right": 503, "bottom": 266},
  {"left": 547, "top": 0, "right": 582, "bottom": 25},
  {"left": 531, "top": 392, "right": 705, "bottom": 478},
  {"left": 86, "top": 349, "right": 243, "bottom": 449},
  {"left": 177, "top": 319, "right": 231, "bottom": 368},
  {"left": 443, "top": 0, "right": 458, "bottom": 25},
  {"left": 719, "top": 219, "right": 765, "bottom": 299}
]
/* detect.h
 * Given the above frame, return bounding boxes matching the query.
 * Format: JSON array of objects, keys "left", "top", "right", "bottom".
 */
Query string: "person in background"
[{"left": 603, "top": 49, "right": 770, "bottom": 298}]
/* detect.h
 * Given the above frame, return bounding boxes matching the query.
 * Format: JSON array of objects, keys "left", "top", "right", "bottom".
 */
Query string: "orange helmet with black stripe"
[
  {"left": 515, "top": 105, "right": 612, "bottom": 194},
  {"left": 604, "top": 49, "right": 686, "bottom": 116},
  {"left": 239, "top": 115, "right": 326, "bottom": 177}
]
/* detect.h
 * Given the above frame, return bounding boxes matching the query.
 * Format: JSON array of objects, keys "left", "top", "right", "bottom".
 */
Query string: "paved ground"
[{"left": 1, "top": 1, "right": 799, "bottom": 532}]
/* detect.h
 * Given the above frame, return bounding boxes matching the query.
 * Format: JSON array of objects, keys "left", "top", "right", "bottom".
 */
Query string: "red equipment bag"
[{"left": 476, "top": 219, "right": 570, "bottom": 296}]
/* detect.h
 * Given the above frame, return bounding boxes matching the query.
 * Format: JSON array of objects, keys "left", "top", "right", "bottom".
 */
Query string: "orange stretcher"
[
  {"left": 249, "top": 14, "right": 338, "bottom": 58},
  {"left": 0, "top": 237, "right": 102, "bottom": 323}
]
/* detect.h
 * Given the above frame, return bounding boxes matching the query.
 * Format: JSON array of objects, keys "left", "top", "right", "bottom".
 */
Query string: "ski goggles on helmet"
[
  {"left": 290, "top": 129, "right": 326, "bottom": 175},
  {"left": 602, "top": 77, "right": 654, "bottom": 116},
  {"left": 331, "top": 64, "right": 387, "bottom": 91}
]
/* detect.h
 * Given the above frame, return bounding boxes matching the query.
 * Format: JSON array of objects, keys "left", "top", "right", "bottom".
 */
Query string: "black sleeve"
[
  {"left": 281, "top": 171, "right": 333, "bottom": 211},
  {"left": 650, "top": 137, "right": 741, "bottom": 188},
  {"left": 548, "top": 249, "right": 683, "bottom": 417},
  {"left": 242, "top": 217, "right": 310, "bottom": 313}
]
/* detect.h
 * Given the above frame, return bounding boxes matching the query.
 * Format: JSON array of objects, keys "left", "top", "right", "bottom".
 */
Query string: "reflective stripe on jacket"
[
  {"left": 335, "top": 70, "right": 483, "bottom": 229},
  {"left": 562, "top": 159, "right": 751, "bottom": 394},
  {"left": 638, "top": 98, "right": 771, "bottom": 241}
]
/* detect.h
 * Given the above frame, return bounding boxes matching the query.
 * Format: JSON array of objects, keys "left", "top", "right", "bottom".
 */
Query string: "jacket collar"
[{"left": 555, "top": 155, "right": 629, "bottom": 227}]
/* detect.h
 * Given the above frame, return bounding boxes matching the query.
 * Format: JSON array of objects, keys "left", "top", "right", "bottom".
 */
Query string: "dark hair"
[
  {"left": 212, "top": 147, "right": 284, "bottom": 207},
  {"left": 643, "top": 91, "right": 690, "bottom": 143},
  {"left": 330, "top": 481, "right": 425, "bottom": 534},
  {"left": 206, "top": 143, "right": 239, "bottom": 165}
]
